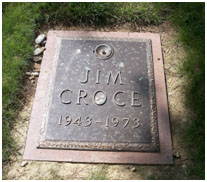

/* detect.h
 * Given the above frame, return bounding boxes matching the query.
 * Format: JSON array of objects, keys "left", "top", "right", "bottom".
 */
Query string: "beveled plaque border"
[
  {"left": 23, "top": 31, "right": 173, "bottom": 164},
  {"left": 37, "top": 37, "right": 159, "bottom": 152}
]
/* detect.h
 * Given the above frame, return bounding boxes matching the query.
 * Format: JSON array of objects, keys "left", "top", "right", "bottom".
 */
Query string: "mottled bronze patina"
[
  {"left": 23, "top": 31, "right": 173, "bottom": 164},
  {"left": 38, "top": 37, "right": 159, "bottom": 152}
]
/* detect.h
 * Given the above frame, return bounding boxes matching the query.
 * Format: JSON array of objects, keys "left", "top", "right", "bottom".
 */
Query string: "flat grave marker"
[{"left": 24, "top": 31, "right": 173, "bottom": 164}]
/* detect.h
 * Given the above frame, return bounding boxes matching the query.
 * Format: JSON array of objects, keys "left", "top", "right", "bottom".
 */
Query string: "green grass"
[
  {"left": 2, "top": 2, "right": 205, "bottom": 180},
  {"left": 2, "top": 3, "right": 36, "bottom": 163},
  {"left": 164, "top": 3, "right": 205, "bottom": 179},
  {"left": 31, "top": 2, "right": 163, "bottom": 28}
]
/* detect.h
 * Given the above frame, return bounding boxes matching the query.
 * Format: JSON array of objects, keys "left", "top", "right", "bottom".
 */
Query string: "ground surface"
[{"left": 3, "top": 22, "right": 191, "bottom": 180}]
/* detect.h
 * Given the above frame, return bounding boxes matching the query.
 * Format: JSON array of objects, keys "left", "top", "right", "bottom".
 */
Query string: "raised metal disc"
[{"left": 94, "top": 44, "right": 114, "bottom": 60}]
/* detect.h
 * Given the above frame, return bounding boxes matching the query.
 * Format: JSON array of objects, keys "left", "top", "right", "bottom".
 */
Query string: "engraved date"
[{"left": 58, "top": 115, "right": 140, "bottom": 129}]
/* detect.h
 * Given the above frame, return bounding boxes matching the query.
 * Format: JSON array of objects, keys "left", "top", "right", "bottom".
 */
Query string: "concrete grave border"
[{"left": 23, "top": 31, "right": 173, "bottom": 164}]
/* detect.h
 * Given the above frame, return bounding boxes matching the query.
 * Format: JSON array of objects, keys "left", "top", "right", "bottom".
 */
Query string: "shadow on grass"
[{"left": 162, "top": 2, "right": 205, "bottom": 179}]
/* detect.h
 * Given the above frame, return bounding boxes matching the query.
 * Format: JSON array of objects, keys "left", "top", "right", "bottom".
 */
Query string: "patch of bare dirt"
[{"left": 3, "top": 22, "right": 191, "bottom": 180}]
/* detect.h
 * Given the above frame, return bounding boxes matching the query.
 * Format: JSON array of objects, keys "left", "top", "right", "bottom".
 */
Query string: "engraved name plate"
[{"left": 38, "top": 37, "right": 159, "bottom": 152}]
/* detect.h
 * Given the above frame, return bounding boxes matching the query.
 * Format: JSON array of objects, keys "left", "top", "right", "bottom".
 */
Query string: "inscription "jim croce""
[
  {"left": 37, "top": 38, "right": 161, "bottom": 152},
  {"left": 59, "top": 70, "right": 142, "bottom": 107}
]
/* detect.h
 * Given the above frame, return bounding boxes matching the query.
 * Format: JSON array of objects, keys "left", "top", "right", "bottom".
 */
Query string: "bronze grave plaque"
[
  {"left": 38, "top": 37, "right": 159, "bottom": 152},
  {"left": 23, "top": 31, "right": 173, "bottom": 164}
]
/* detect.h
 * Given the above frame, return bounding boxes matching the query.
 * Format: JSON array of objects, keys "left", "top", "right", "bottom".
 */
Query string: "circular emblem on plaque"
[{"left": 93, "top": 44, "right": 114, "bottom": 60}]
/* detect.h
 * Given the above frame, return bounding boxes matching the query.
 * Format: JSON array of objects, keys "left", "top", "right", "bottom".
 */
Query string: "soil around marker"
[{"left": 3, "top": 22, "right": 190, "bottom": 180}]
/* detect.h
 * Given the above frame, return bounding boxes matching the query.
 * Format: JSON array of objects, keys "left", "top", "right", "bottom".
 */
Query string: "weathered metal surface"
[
  {"left": 38, "top": 37, "right": 159, "bottom": 152},
  {"left": 94, "top": 43, "right": 114, "bottom": 60},
  {"left": 23, "top": 31, "right": 173, "bottom": 164}
]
